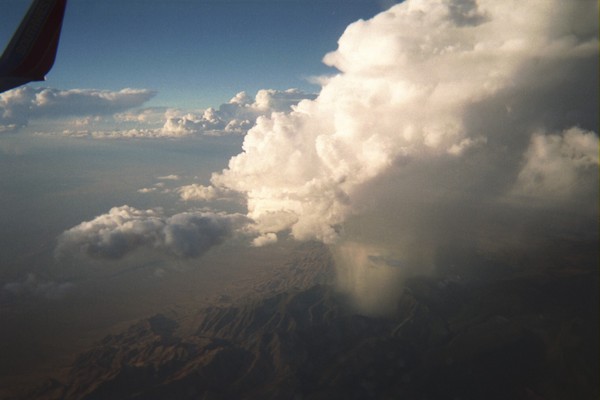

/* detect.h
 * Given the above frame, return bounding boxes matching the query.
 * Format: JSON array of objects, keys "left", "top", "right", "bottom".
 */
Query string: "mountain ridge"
[{"left": 16, "top": 244, "right": 600, "bottom": 400}]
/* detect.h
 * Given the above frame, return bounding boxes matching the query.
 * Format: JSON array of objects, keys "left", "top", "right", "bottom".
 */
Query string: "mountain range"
[{"left": 17, "top": 243, "right": 600, "bottom": 400}]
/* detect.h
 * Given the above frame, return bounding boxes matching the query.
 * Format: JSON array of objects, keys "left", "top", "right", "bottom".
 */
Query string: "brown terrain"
[{"left": 7, "top": 241, "right": 600, "bottom": 400}]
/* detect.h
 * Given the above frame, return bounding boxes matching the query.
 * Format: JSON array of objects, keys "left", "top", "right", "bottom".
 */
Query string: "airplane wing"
[{"left": 0, "top": 0, "right": 68, "bottom": 94}]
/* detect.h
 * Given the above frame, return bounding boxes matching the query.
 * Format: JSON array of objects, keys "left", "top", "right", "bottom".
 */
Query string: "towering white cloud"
[
  {"left": 56, "top": 206, "right": 248, "bottom": 260},
  {"left": 208, "top": 0, "right": 598, "bottom": 243}
]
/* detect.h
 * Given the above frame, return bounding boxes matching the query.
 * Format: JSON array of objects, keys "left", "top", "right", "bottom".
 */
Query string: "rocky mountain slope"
[{"left": 20, "top": 245, "right": 599, "bottom": 400}]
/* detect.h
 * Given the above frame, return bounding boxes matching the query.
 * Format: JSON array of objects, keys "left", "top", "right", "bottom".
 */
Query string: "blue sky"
[{"left": 1, "top": 0, "right": 394, "bottom": 108}]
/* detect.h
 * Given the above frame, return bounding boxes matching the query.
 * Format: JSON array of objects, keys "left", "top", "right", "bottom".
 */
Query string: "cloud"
[
  {"left": 511, "top": 127, "right": 598, "bottom": 202},
  {"left": 252, "top": 233, "right": 278, "bottom": 247},
  {"left": 138, "top": 179, "right": 186, "bottom": 195},
  {"left": 207, "top": 0, "right": 598, "bottom": 245},
  {"left": 157, "top": 175, "right": 180, "bottom": 181},
  {"left": 177, "top": 184, "right": 219, "bottom": 201},
  {"left": 42, "top": 0, "right": 596, "bottom": 316},
  {"left": 2, "top": 274, "right": 74, "bottom": 300},
  {"left": 0, "top": 87, "right": 156, "bottom": 132},
  {"left": 56, "top": 206, "right": 248, "bottom": 260},
  {"left": 162, "top": 212, "right": 243, "bottom": 258},
  {"left": 114, "top": 107, "right": 168, "bottom": 124},
  {"left": 156, "top": 88, "right": 316, "bottom": 137},
  {"left": 74, "top": 88, "right": 316, "bottom": 139}
]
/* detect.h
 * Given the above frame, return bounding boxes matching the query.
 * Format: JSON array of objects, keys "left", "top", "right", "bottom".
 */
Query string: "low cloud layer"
[
  {"left": 60, "top": 89, "right": 316, "bottom": 139},
  {"left": 0, "top": 87, "right": 156, "bottom": 132},
  {"left": 2, "top": 86, "right": 315, "bottom": 137},
  {"left": 2, "top": 274, "right": 74, "bottom": 300},
  {"left": 56, "top": 206, "right": 247, "bottom": 260}
]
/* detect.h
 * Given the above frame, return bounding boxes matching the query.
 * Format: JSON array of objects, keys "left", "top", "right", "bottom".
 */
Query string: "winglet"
[{"left": 0, "top": 0, "right": 68, "bottom": 93}]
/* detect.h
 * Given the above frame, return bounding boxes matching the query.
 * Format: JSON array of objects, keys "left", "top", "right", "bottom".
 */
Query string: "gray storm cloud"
[{"left": 56, "top": 206, "right": 247, "bottom": 260}]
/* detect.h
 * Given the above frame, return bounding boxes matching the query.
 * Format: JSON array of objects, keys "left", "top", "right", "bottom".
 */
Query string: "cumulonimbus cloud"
[
  {"left": 56, "top": 206, "right": 248, "bottom": 260},
  {"left": 205, "top": 0, "right": 598, "bottom": 244}
]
